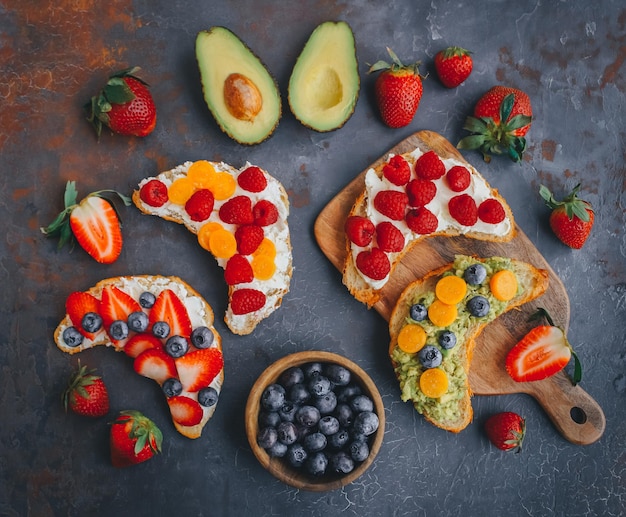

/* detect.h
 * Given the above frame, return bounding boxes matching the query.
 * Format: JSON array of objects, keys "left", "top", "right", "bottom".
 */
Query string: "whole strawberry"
[
  {"left": 369, "top": 47, "right": 424, "bottom": 128},
  {"left": 434, "top": 46, "right": 473, "bottom": 88},
  {"left": 86, "top": 67, "right": 157, "bottom": 138},
  {"left": 457, "top": 85, "right": 532, "bottom": 162},
  {"left": 539, "top": 183, "right": 594, "bottom": 249},
  {"left": 485, "top": 411, "right": 526, "bottom": 452},
  {"left": 63, "top": 362, "right": 110, "bottom": 418},
  {"left": 110, "top": 410, "right": 163, "bottom": 468}
]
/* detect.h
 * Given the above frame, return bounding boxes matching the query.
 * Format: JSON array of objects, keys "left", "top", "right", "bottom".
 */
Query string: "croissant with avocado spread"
[{"left": 388, "top": 255, "right": 549, "bottom": 432}]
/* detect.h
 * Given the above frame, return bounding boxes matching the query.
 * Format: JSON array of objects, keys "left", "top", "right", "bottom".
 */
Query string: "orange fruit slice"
[
  {"left": 187, "top": 160, "right": 217, "bottom": 188},
  {"left": 198, "top": 222, "right": 224, "bottom": 251},
  {"left": 419, "top": 368, "right": 449, "bottom": 398},
  {"left": 253, "top": 238, "right": 277, "bottom": 260},
  {"left": 397, "top": 324, "right": 427, "bottom": 354},
  {"left": 208, "top": 228, "right": 237, "bottom": 259},
  {"left": 168, "top": 177, "right": 196, "bottom": 205},
  {"left": 251, "top": 255, "right": 276, "bottom": 280},
  {"left": 428, "top": 300, "right": 458, "bottom": 327},
  {"left": 207, "top": 172, "right": 237, "bottom": 201},
  {"left": 435, "top": 275, "right": 467, "bottom": 305},
  {"left": 490, "top": 269, "right": 518, "bottom": 301}
]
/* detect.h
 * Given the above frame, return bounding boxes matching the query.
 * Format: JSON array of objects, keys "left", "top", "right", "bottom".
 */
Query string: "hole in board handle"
[{"left": 570, "top": 406, "right": 587, "bottom": 424}]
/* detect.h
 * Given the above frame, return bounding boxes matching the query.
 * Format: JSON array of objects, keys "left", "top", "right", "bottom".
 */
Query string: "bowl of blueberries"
[{"left": 245, "top": 351, "right": 385, "bottom": 491}]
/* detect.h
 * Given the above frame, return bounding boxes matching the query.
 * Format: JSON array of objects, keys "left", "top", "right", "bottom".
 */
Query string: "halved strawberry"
[
  {"left": 175, "top": 348, "right": 224, "bottom": 392},
  {"left": 99, "top": 285, "right": 142, "bottom": 335},
  {"left": 133, "top": 348, "right": 177, "bottom": 383},
  {"left": 124, "top": 334, "right": 163, "bottom": 358},
  {"left": 167, "top": 396, "right": 204, "bottom": 426},
  {"left": 148, "top": 289, "right": 192, "bottom": 338},
  {"left": 66, "top": 291, "right": 101, "bottom": 339}
]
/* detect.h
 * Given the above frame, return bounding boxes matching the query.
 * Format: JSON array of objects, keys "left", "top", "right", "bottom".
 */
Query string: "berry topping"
[
  {"left": 409, "top": 303, "right": 427, "bottom": 321},
  {"left": 123, "top": 334, "right": 162, "bottom": 358},
  {"left": 414, "top": 150, "right": 445, "bottom": 180},
  {"left": 448, "top": 194, "right": 478, "bottom": 226},
  {"left": 134, "top": 348, "right": 178, "bottom": 384},
  {"left": 175, "top": 348, "right": 224, "bottom": 392},
  {"left": 66, "top": 291, "right": 101, "bottom": 338},
  {"left": 230, "top": 288, "right": 266, "bottom": 315},
  {"left": 127, "top": 311, "right": 149, "bottom": 333},
  {"left": 219, "top": 195, "right": 254, "bottom": 225},
  {"left": 344, "top": 216, "right": 375, "bottom": 247},
  {"left": 224, "top": 254, "right": 254, "bottom": 285},
  {"left": 185, "top": 189, "right": 215, "bottom": 222},
  {"left": 397, "top": 324, "right": 427, "bottom": 354},
  {"left": 355, "top": 248, "right": 391, "bottom": 280},
  {"left": 406, "top": 206, "right": 438, "bottom": 234},
  {"left": 139, "top": 291, "right": 156, "bottom": 308},
  {"left": 198, "top": 387, "right": 219, "bottom": 407},
  {"left": 63, "top": 327, "right": 84, "bottom": 347},
  {"left": 81, "top": 312, "right": 103, "bottom": 334},
  {"left": 235, "top": 224, "right": 264, "bottom": 255},
  {"left": 463, "top": 263, "right": 487, "bottom": 285},
  {"left": 253, "top": 199, "right": 279, "bottom": 226},
  {"left": 190, "top": 326, "right": 215, "bottom": 349},
  {"left": 238, "top": 166, "right": 267, "bottom": 192},
  {"left": 467, "top": 295, "right": 490, "bottom": 317},
  {"left": 478, "top": 198, "right": 506, "bottom": 224},
  {"left": 373, "top": 190, "right": 408, "bottom": 221},
  {"left": 140, "top": 179, "right": 169, "bottom": 207},
  {"left": 167, "top": 396, "right": 203, "bottom": 426},
  {"left": 418, "top": 345, "right": 443, "bottom": 368},
  {"left": 446, "top": 165, "right": 471, "bottom": 192},
  {"left": 151, "top": 321, "right": 170, "bottom": 339},
  {"left": 162, "top": 378, "right": 183, "bottom": 398},
  {"left": 164, "top": 335, "right": 189, "bottom": 358},
  {"left": 109, "top": 320, "right": 129, "bottom": 341},
  {"left": 438, "top": 330, "right": 457, "bottom": 349},
  {"left": 406, "top": 178, "right": 437, "bottom": 207},
  {"left": 375, "top": 221, "right": 404, "bottom": 252},
  {"left": 382, "top": 155, "right": 411, "bottom": 186},
  {"left": 149, "top": 289, "right": 192, "bottom": 339}
]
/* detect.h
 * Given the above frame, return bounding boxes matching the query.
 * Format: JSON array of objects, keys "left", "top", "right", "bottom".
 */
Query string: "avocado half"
[
  {"left": 288, "top": 21, "right": 360, "bottom": 132},
  {"left": 196, "top": 27, "right": 281, "bottom": 145}
]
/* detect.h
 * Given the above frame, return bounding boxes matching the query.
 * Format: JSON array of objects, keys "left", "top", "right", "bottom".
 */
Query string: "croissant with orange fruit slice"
[
  {"left": 133, "top": 160, "right": 292, "bottom": 335},
  {"left": 388, "top": 255, "right": 548, "bottom": 432}
]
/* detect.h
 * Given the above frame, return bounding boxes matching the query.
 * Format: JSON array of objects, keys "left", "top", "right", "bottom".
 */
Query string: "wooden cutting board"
[{"left": 314, "top": 130, "right": 605, "bottom": 445}]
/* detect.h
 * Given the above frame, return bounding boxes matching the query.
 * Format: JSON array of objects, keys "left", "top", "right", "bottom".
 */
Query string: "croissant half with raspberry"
[{"left": 134, "top": 160, "right": 292, "bottom": 335}]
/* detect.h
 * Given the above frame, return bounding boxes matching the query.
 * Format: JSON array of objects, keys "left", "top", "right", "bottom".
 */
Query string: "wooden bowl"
[{"left": 245, "top": 351, "right": 385, "bottom": 491}]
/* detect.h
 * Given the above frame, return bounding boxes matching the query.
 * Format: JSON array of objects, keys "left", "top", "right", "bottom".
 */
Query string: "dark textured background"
[{"left": 1, "top": 1, "right": 624, "bottom": 515}]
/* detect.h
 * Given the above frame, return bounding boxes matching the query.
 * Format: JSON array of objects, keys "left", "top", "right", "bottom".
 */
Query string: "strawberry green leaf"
[
  {"left": 457, "top": 134, "right": 486, "bottom": 150},
  {"left": 571, "top": 350, "right": 583, "bottom": 385},
  {"left": 500, "top": 94, "right": 514, "bottom": 125},
  {"left": 462, "top": 116, "right": 490, "bottom": 134},
  {"left": 104, "top": 77, "right": 135, "bottom": 104}
]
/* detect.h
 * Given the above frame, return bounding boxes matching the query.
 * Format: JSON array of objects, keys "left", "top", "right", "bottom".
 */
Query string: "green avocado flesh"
[
  {"left": 196, "top": 27, "right": 281, "bottom": 145},
  {"left": 288, "top": 21, "right": 359, "bottom": 132}
]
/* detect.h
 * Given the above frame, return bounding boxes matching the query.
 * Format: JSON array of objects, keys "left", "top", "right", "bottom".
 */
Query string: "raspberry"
[
  {"left": 382, "top": 155, "right": 411, "bottom": 186},
  {"left": 230, "top": 288, "right": 266, "bottom": 315},
  {"left": 446, "top": 165, "right": 471, "bottom": 192},
  {"left": 414, "top": 150, "right": 445, "bottom": 180},
  {"left": 140, "top": 179, "right": 168, "bottom": 207},
  {"left": 406, "top": 206, "right": 438, "bottom": 234},
  {"left": 219, "top": 195, "right": 254, "bottom": 225},
  {"left": 478, "top": 198, "right": 506, "bottom": 224},
  {"left": 235, "top": 224, "right": 265, "bottom": 255},
  {"left": 376, "top": 222, "right": 404, "bottom": 252},
  {"left": 238, "top": 166, "right": 267, "bottom": 193},
  {"left": 373, "top": 190, "right": 408, "bottom": 221},
  {"left": 406, "top": 178, "right": 437, "bottom": 207},
  {"left": 355, "top": 248, "right": 391, "bottom": 280},
  {"left": 448, "top": 194, "right": 478, "bottom": 226},
  {"left": 345, "top": 216, "right": 375, "bottom": 247},
  {"left": 253, "top": 199, "right": 278, "bottom": 226},
  {"left": 224, "top": 254, "right": 254, "bottom": 285},
  {"left": 185, "top": 189, "right": 215, "bottom": 222}
]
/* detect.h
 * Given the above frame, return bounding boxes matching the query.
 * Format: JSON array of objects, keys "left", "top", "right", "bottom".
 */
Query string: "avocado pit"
[{"left": 224, "top": 73, "right": 263, "bottom": 122}]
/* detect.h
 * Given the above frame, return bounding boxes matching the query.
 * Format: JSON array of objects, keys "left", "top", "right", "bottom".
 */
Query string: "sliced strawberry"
[
  {"left": 167, "top": 396, "right": 204, "bottom": 426},
  {"left": 148, "top": 289, "right": 192, "bottom": 338},
  {"left": 133, "top": 348, "right": 177, "bottom": 383},
  {"left": 99, "top": 285, "right": 142, "bottom": 332},
  {"left": 66, "top": 291, "right": 101, "bottom": 339},
  {"left": 505, "top": 325, "right": 571, "bottom": 382},
  {"left": 124, "top": 334, "right": 163, "bottom": 358},
  {"left": 175, "top": 348, "right": 224, "bottom": 392},
  {"left": 69, "top": 195, "right": 123, "bottom": 264}
]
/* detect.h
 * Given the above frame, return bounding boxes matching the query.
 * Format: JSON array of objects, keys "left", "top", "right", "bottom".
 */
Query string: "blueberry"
[
  {"left": 467, "top": 295, "right": 490, "bottom": 317},
  {"left": 464, "top": 263, "right": 487, "bottom": 285},
  {"left": 349, "top": 440, "right": 370, "bottom": 462},
  {"left": 190, "top": 326, "right": 214, "bottom": 349},
  {"left": 350, "top": 394, "right": 374, "bottom": 413},
  {"left": 295, "top": 405, "right": 320, "bottom": 428},
  {"left": 257, "top": 427, "right": 278, "bottom": 449},
  {"left": 327, "top": 429, "right": 350, "bottom": 450},
  {"left": 336, "top": 383, "right": 362, "bottom": 404},
  {"left": 286, "top": 443, "right": 308, "bottom": 468},
  {"left": 302, "top": 362, "right": 323, "bottom": 380},
  {"left": 109, "top": 320, "right": 129, "bottom": 341},
  {"left": 261, "top": 384, "right": 286, "bottom": 412},
  {"left": 198, "top": 387, "right": 219, "bottom": 407},
  {"left": 330, "top": 451, "right": 354, "bottom": 475},
  {"left": 62, "top": 327, "right": 84, "bottom": 347},
  {"left": 296, "top": 425, "right": 313, "bottom": 441},
  {"left": 418, "top": 345, "right": 442, "bottom": 368},
  {"left": 278, "top": 366, "right": 304, "bottom": 388},
  {"left": 438, "top": 330, "right": 457, "bottom": 350},
  {"left": 267, "top": 441, "right": 288, "bottom": 458},
  {"left": 334, "top": 403, "right": 354, "bottom": 428},
  {"left": 409, "top": 303, "right": 427, "bottom": 321},
  {"left": 278, "top": 402, "right": 297, "bottom": 422},
  {"left": 164, "top": 335, "right": 189, "bottom": 358},
  {"left": 305, "top": 452, "right": 328, "bottom": 476},
  {"left": 139, "top": 291, "right": 156, "bottom": 308},
  {"left": 313, "top": 392, "right": 337, "bottom": 415},
  {"left": 152, "top": 321, "right": 170, "bottom": 339},
  {"left": 127, "top": 311, "right": 149, "bottom": 333},
  {"left": 162, "top": 378, "right": 183, "bottom": 397},
  {"left": 81, "top": 312, "right": 102, "bottom": 333},
  {"left": 277, "top": 421, "right": 298, "bottom": 445},
  {"left": 303, "top": 432, "right": 327, "bottom": 453},
  {"left": 258, "top": 411, "right": 281, "bottom": 428},
  {"left": 318, "top": 415, "right": 340, "bottom": 436},
  {"left": 288, "top": 383, "right": 310, "bottom": 405},
  {"left": 353, "top": 411, "right": 379, "bottom": 436},
  {"left": 324, "top": 364, "right": 351, "bottom": 386},
  {"left": 308, "top": 375, "right": 332, "bottom": 397}
]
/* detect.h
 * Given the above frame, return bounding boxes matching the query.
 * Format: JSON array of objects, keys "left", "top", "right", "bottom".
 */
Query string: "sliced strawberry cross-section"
[
  {"left": 148, "top": 289, "right": 192, "bottom": 338},
  {"left": 100, "top": 285, "right": 142, "bottom": 343},
  {"left": 66, "top": 291, "right": 101, "bottom": 339},
  {"left": 124, "top": 334, "right": 163, "bottom": 358},
  {"left": 134, "top": 348, "right": 178, "bottom": 384},
  {"left": 175, "top": 348, "right": 224, "bottom": 392},
  {"left": 167, "top": 396, "right": 204, "bottom": 427}
]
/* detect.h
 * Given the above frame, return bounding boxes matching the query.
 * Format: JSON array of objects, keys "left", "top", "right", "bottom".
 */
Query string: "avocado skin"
[{"left": 196, "top": 27, "right": 281, "bottom": 145}]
